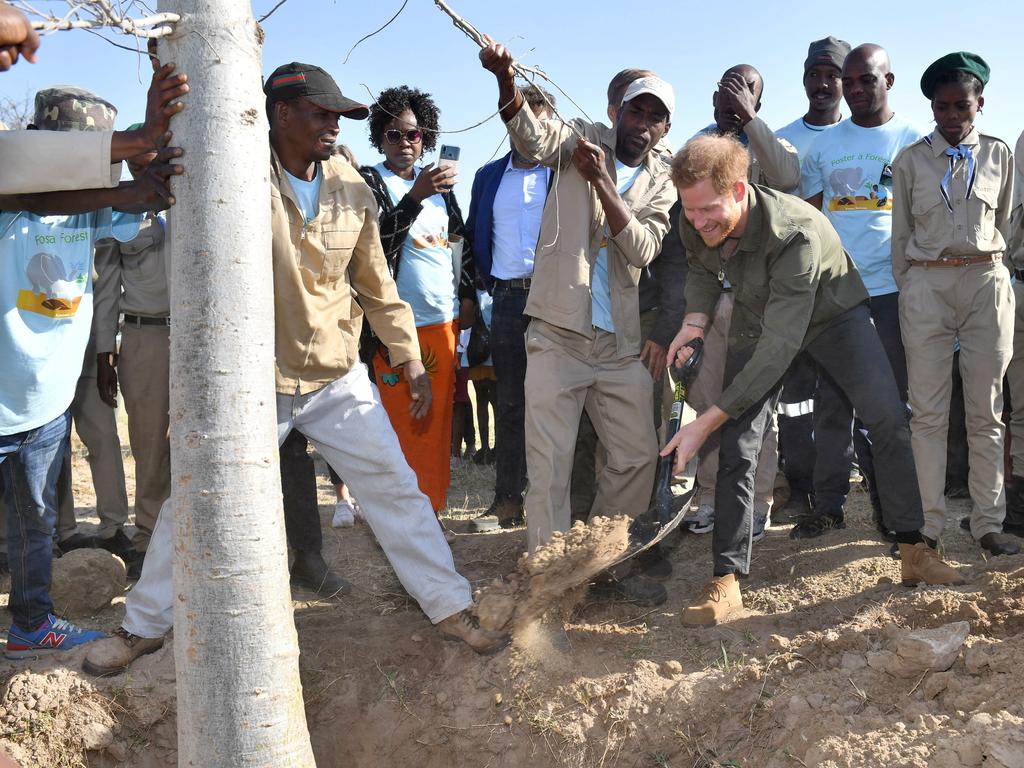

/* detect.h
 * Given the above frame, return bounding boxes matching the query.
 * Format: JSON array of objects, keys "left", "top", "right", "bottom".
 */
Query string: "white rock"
[
  {"left": 889, "top": 621, "right": 970, "bottom": 678},
  {"left": 50, "top": 549, "right": 126, "bottom": 618}
]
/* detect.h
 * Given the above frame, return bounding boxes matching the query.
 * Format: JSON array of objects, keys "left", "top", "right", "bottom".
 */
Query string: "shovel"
[{"left": 608, "top": 337, "right": 704, "bottom": 568}]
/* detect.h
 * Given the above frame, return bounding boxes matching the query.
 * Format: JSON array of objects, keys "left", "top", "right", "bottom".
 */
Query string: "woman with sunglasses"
[{"left": 359, "top": 85, "right": 476, "bottom": 523}]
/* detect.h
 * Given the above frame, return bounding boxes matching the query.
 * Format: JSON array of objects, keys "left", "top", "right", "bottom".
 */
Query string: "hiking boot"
[
  {"left": 82, "top": 628, "right": 164, "bottom": 677},
  {"left": 470, "top": 500, "right": 523, "bottom": 533},
  {"left": 436, "top": 609, "right": 508, "bottom": 654},
  {"left": 593, "top": 573, "right": 668, "bottom": 606},
  {"left": 752, "top": 502, "right": 771, "bottom": 543},
  {"left": 944, "top": 481, "right": 970, "bottom": 500},
  {"left": 789, "top": 513, "right": 845, "bottom": 540},
  {"left": 58, "top": 532, "right": 97, "bottom": 554},
  {"left": 635, "top": 547, "right": 672, "bottom": 581},
  {"left": 290, "top": 550, "right": 352, "bottom": 597},
  {"left": 96, "top": 529, "right": 138, "bottom": 561},
  {"left": 682, "top": 574, "right": 742, "bottom": 626},
  {"left": 685, "top": 503, "right": 715, "bottom": 535},
  {"left": 5, "top": 614, "right": 104, "bottom": 660},
  {"left": 978, "top": 532, "right": 1021, "bottom": 557},
  {"left": 899, "top": 542, "right": 965, "bottom": 586},
  {"left": 773, "top": 492, "right": 810, "bottom": 524},
  {"left": 331, "top": 499, "right": 356, "bottom": 528}
]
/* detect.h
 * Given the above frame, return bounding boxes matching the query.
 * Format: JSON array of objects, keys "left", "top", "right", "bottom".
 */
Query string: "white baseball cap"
[{"left": 621, "top": 75, "right": 675, "bottom": 119}]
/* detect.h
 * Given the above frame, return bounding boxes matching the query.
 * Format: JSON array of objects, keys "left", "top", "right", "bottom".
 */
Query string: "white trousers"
[{"left": 123, "top": 365, "right": 472, "bottom": 638}]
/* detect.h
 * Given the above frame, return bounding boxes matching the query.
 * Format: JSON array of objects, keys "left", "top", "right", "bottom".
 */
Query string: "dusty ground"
[{"left": 2, "top": 412, "right": 1024, "bottom": 768}]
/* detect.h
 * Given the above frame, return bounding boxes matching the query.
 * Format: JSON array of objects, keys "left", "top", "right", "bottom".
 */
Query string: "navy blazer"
[{"left": 464, "top": 151, "right": 512, "bottom": 291}]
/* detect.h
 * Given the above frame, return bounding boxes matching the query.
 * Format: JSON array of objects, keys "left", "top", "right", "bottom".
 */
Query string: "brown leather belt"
[
  {"left": 494, "top": 277, "right": 532, "bottom": 289},
  {"left": 908, "top": 254, "right": 1000, "bottom": 268},
  {"left": 123, "top": 314, "right": 171, "bottom": 327}
]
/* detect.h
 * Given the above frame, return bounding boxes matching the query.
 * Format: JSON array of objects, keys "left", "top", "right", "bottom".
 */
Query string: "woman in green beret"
[{"left": 891, "top": 52, "right": 1018, "bottom": 556}]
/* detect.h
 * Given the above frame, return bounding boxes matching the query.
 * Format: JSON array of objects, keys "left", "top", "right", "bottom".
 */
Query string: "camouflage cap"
[{"left": 32, "top": 86, "right": 117, "bottom": 132}]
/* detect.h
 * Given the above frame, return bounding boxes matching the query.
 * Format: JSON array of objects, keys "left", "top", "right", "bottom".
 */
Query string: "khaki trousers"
[
  {"left": 1007, "top": 281, "right": 1024, "bottom": 478},
  {"left": 524, "top": 319, "right": 657, "bottom": 551},
  {"left": 118, "top": 323, "right": 171, "bottom": 551},
  {"left": 689, "top": 292, "right": 778, "bottom": 510},
  {"left": 900, "top": 261, "right": 1014, "bottom": 539}
]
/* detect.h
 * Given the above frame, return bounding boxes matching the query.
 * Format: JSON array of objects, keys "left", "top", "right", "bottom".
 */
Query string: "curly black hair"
[{"left": 368, "top": 85, "right": 441, "bottom": 154}]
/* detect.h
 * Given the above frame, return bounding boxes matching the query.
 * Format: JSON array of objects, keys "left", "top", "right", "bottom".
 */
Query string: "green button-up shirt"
[{"left": 682, "top": 184, "right": 869, "bottom": 417}]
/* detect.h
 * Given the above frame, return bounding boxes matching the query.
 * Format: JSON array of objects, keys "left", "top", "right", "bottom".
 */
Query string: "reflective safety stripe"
[{"left": 778, "top": 399, "right": 814, "bottom": 417}]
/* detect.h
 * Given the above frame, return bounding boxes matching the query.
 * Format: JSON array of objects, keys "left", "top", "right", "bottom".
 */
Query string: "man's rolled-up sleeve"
[
  {"left": 609, "top": 172, "right": 675, "bottom": 269},
  {"left": 348, "top": 206, "right": 420, "bottom": 366},
  {"left": 505, "top": 102, "right": 580, "bottom": 170},
  {"left": 0, "top": 131, "right": 120, "bottom": 194},
  {"left": 716, "top": 232, "right": 821, "bottom": 417}
]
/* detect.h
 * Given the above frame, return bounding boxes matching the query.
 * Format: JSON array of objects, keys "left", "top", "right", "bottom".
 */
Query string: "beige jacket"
[
  {"left": 506, "top": 103, "right": 676, "bottom": 357},
  {"left": 891, "top": 129, "right": 1014, "bottom": 287},
  {"left": 92, "top": 216, "right": 170, "bottom": 354},
  {"left": 0, "top": 130, "right": 120, "bottom": 194},
  {"left": 271, "top": 150, "right": 419, "bottom": 395},
  {"left": 743, "top": 117, "right": 801, "bottom": 193},
  {"left": 1009, "top": 130, "right": 1024, "bottom": 271}
]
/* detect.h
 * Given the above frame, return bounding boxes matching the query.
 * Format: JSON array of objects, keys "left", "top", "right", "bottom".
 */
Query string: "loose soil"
[{"left": 2, "top": 422, "right": 1024, "bottom": 767}]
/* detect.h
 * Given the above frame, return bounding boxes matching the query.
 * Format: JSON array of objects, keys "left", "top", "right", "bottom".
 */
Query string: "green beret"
[{"left": 920, "top": 52, "right": 990, "bottom": 99}]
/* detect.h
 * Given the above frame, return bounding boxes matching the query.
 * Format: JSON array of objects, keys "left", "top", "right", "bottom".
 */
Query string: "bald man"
[{"left": 799, "top": 43, "right": 926, "bottom": 538}]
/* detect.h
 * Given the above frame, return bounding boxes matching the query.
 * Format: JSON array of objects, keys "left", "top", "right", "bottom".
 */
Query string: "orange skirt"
[{"left": 373, "top": 320, "right": 457, "bottom": 512}]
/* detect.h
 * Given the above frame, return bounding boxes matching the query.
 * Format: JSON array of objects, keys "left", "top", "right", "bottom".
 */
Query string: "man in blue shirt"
[
  {"left": 466, "top": 85, "right": 553, "bottom": 532},
  {"left": 0, "top": 82, "right": 183, "bottom": 660}
]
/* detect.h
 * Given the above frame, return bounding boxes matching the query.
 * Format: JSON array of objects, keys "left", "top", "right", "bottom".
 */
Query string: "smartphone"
[{"left": 439, "top": 144, "right": 460, "bottom": 174}]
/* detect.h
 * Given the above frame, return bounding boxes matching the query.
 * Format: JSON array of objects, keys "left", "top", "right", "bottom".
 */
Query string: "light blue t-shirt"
[
  {"left": 284, "top": 167, "right": 322, "bottom": 223},
  {"left": 775, "top": 116, "right": 839, "bottom": 164},
  {"left": 800, "top": 114, "right": 925, "bottom": 296},
  {"left": 376, "top": 163, "right": 455, "bottom": 328},
  {"left": 592, "top": 160, "right": 643, "bottom": 332},
  {"left": 0, "top": 209, "right": 141, "bottom": 434}
]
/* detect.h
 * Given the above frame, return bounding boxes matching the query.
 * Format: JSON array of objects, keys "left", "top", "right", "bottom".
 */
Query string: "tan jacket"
[
  {"left": 506, "top": 103, "right": 676, "bottom": 357},
  {"left": 743, "top": 117, "right": 801, "bottom": 193},
  {"left": 892, "top": 129, "right": 1014, "bottom": 287},
  {"left": 271, "top": 150, "right": 419, "bottom": 395},
  {"left": 92, "top": 216, "right": 170, "bottom": 354},
  {"left": 0, "top": 130, "right": 120, "bottom": 194}
]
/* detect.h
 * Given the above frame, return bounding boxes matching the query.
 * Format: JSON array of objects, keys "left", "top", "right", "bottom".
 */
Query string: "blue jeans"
[{"left": 0, "top": 410, "right": 71, "bottom": 628}]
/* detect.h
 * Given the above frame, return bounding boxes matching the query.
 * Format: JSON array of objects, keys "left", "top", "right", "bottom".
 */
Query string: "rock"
[
  {"left": 81, "top": 722, "right": 114, "bottom": 751},
  {"left": 922, "top": 671, "right": 952, "bottom": 700},
  {"left": 840, "top": 652, "right": 866, "bottom": 672},
  {"left": 890, "top": 621, "right": 970, "bottom": 678},
  {"left": 50, "top": 549, "right": 126, "bottom": 618},
  {"left": 107, "top": 740, "right": 128, "bottom": 762},
  {"left": 767, "top": 635, "right": 791, "bottom": 652},
  {"left": 661, "top": 660, "right": 683, "bottom": 677},
  {"left": 493, "top": 693, "right": 503, "bottom": 706}
]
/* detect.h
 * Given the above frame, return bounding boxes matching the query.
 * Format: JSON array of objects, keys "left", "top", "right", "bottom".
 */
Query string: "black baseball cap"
[{"left": 264, "top": 62, "right": 369, "bottom": 119}]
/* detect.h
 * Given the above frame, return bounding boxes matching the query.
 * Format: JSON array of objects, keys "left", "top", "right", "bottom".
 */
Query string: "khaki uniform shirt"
[
  {"left": 683, "top": 185, "right": 868, "bottom": 417},
  {"left": 1008, "top": 130, "right": 1024, "bottom": 271},
  {"left": 891, "top": 128, "right": 1014, "bottom": 288},
  {"left": 743, "top": 117, "right": 801, "bottom": 193},
  {"left": 92, "top": 216, "right": 170, "bottom": 355},
  {"left": 506, "top": 103, "right": 676, "bottom": 358},
  {"left": 0, "top": 130, "right": 120, "bottom": 194},
  {"left": 271, "top": 150, "right": 419, "bottom": 395}
]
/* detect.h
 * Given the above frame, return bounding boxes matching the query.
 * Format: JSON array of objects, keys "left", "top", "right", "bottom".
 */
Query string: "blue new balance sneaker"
[{"left": 5, "top": 614, "right": 105, "bottom": 660}]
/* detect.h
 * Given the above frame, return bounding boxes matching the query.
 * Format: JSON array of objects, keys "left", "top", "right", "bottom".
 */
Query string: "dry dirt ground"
[{"left": 2, "top": 417, "right": 1024, "bottom": 768}]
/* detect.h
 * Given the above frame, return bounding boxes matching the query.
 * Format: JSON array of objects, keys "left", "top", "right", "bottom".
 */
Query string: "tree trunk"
[{"left": 157, "top": 2, "right": 315, "bottom": 765}]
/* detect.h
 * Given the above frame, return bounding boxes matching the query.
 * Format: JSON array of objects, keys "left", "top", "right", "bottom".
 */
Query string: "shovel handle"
[{"left": 655, "top": 338, "right": 704, "bottom": 495}]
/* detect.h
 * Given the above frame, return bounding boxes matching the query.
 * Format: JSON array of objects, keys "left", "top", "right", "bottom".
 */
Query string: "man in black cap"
[
  {"left": 773, "top": 37, "right": 857, "bottom": 532},
  {"left": 84, "top": 62, "right": 505, "bottom": 677}
]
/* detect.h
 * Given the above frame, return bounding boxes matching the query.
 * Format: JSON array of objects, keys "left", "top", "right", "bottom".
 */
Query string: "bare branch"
[{"left": 13, "top": 1, "right": 179, "bottom": 38}]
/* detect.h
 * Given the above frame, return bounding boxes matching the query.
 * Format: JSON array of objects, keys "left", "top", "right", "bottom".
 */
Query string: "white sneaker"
[
  {"left": 332, "top": 499, "right": 356, "bottom": 528},
  {"left": 752, "top": 502, "right": 771, "bottom": 543},
  {"left": 686, "top": 503, "right": 715, "bottom": 534}
]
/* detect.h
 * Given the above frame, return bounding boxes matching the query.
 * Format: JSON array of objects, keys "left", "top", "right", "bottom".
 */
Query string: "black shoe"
[
  {"left": 97, "top": 529, "right": 139, "bottom": 561},
  {"left": 979, "top": 532, "right": 1021, "bottom": 556},
  {"left": 960, "top": 516, "right": 971, "bottom": 532},
  {"left": 472, "top": 448, "right": 495, "bottom": 466},
  {"left": 944, "top": 482, "right": 970, "bottom": 500},
  {"left": 470, "top": 500, "right": 523, "bottom": 532},
  {"left": 923, "top": 535, "right": 937, "bottom": 550},
  {"left": 290, "top": 551, "right": 352, "bottom": 597},
  {"left": 58, "top": 532, "right": 98, "bottom": 554},
  {"left": 1005, "top": 519, "right": 1024, "bottom": 538},
  {"left": 592, "top": 573, "right": 667, "bottom": 607},
  {"left": 127, "top": 551, "right": 145, "bottom": 581},
  {"left": 635, "top": 547, "right": 672, "bottom": 581},
  {"left": 789, "top": 514, "right": 846, "bottom": 540}
]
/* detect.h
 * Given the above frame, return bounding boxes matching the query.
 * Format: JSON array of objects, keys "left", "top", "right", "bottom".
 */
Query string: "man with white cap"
[{"left": 480, "top": 41, "right": 677, "bottom": 605}]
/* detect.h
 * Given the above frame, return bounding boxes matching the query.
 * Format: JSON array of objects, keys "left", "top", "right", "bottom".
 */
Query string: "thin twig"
[
  {"left": 256, "top": 0, "right": 289, "bottom": 23},
  {"left": 342, "top": 0, "right": 410, "bottom": 65}
]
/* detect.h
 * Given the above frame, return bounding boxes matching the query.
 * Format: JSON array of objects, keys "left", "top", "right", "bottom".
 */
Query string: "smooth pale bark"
[{"left": 157, "top": 2, "right": 315, "bottom": 765}]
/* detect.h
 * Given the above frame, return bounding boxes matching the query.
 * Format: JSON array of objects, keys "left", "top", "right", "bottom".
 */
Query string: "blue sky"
[{"left": 4, "top": 0, "right": 1022, "bottom": 207}]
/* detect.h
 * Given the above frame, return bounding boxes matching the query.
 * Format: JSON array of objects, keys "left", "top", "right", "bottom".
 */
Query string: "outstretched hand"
[
  {"left": 478, "top": 35, "right": 515, "bottom": 83},
  {"left": 0, "top": 3, "right": 39, "bottom": 71}
]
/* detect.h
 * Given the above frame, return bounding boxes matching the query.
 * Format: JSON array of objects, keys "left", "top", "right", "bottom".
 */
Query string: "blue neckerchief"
[{"left": 925, "top": 133, "right": 977, "bottom": 213}]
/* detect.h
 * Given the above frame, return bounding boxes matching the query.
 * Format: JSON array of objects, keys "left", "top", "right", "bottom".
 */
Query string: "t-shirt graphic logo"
[
  {"left": 17, "top": 251, "right": 85, "bottom": 318},
  {"left": 827, "top": 165, "right": 894, "bottom": 212}
]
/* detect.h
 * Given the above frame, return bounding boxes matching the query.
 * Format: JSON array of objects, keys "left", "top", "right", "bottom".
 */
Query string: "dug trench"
[{"left": 2, "top": 452, "right": 1024, "bottom": 768}]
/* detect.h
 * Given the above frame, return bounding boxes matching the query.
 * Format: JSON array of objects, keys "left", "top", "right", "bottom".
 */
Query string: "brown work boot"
[
  {"left": 436, "top": 610, "right": 508, "bottom": 654},
  {"left": 899, "top": 542, "right": 965, "bottom": 586},
  {"left": 682, "top": 574, "right": 742, "bottom": 626},
  {"left": 82, "top": 628, "right": 164, "bottom": 677}
]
